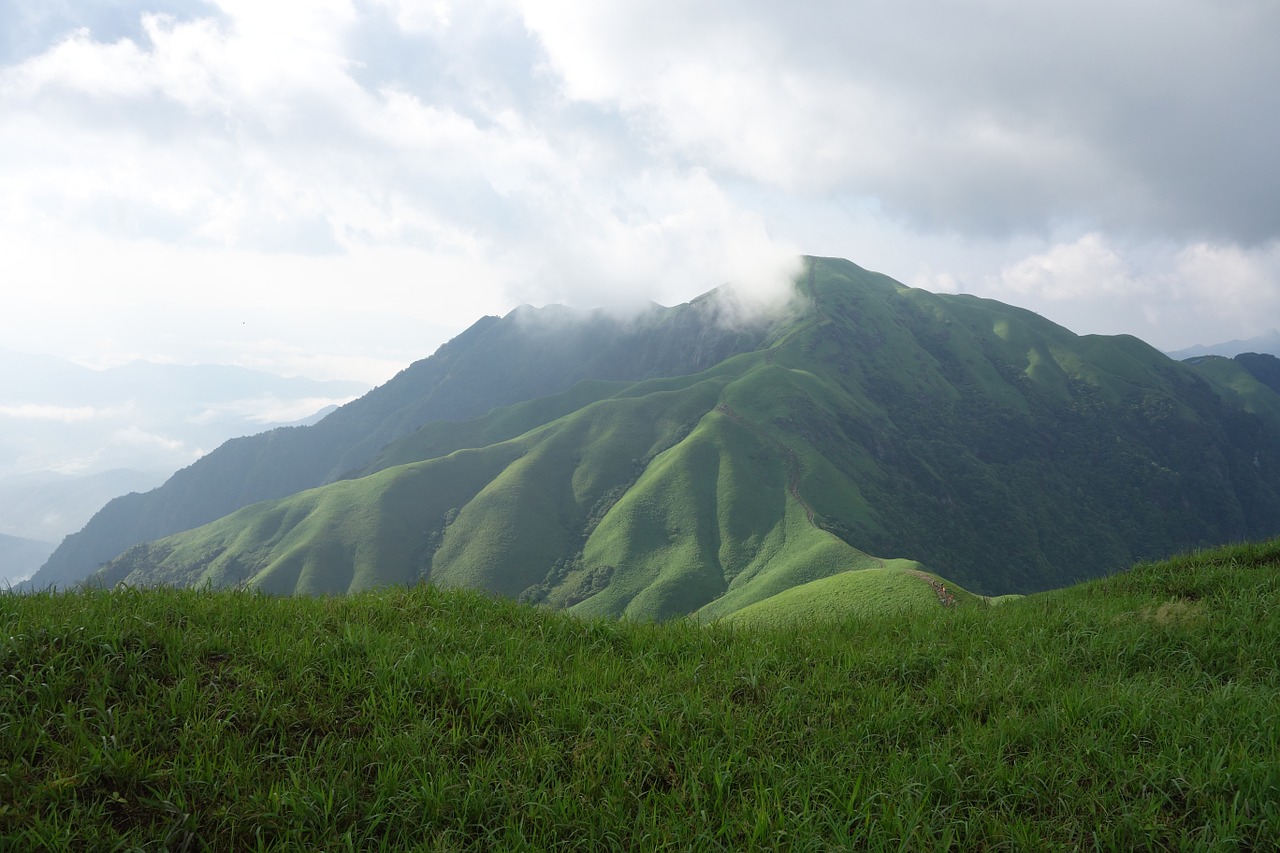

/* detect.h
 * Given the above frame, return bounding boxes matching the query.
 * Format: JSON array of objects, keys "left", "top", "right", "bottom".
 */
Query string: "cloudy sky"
[{"left": 2, "top": 0, "right": 1278, "bottom": 384}]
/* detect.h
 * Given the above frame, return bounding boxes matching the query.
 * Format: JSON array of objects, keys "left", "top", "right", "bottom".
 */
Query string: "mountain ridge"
[
  {"left": 25, "top": 294, "right": 786, "bottom": 590},
  {"left": 1166, "top": 329, "right": 1280, "bottom": 360},
  {"left": 81, "top": 258, "right": 1280, "bottom": 617}
]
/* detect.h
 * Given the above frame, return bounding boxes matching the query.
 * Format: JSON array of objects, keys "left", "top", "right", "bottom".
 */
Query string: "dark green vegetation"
[
  {"left": 4, "top": 541, "right": 1278, "bottom": 849},
  {"left": 1232, "top": 352, "right": 1280, "bottom": 396},
  {"left": 78, "top": 258, "right": 1280, "bottom": 617}
]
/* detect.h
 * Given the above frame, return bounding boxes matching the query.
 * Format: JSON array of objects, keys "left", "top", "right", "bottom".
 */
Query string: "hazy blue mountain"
[
  {"left": 1167, "top": 330, "right": 1280, "bottom": 360},
  {"left": 0, "top": 469, "right": 168, "bottom": 543},
  {"left": 0, "top": 351, "right": 369, "bottom": 547},
  {"left": 0, "top": 350, "right": 369, "bottom": 409},
  {"left": 0, "top": 532, "right": 54, "bottom": 587},
  {"left": 0, "top": 349, "right": 368, "bottom": 479}
]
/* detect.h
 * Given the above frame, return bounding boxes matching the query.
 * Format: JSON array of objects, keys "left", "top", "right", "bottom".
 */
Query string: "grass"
[
  {"left": 723, "top": 562, "right": 973, "bottom": 629},
  {"left": 1183, "top": 355, "right": 1280, "bottom": 423},
  {"left": 5, "top": 539, "right": 1280, "bottom": 849}
]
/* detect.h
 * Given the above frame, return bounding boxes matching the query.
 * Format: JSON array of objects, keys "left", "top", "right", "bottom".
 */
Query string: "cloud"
[
  {"left": 994, "top": 234, "right": 1148, "bottom": 302},
  {"left": 111, "top": 426, "right": 188, "bottom": 452},
  {"left": 968, "top": 234, "right": 1280, "bottom": 349},
  {"left": 1171, "top": 240, "right": 1280, "bottom": 330},
  {"left": 0, "top": 404, "right": 109, "bottom": 422},
  {"left": 0, "top": 0, "right": 1277, "bottom": 381},
  {"left": 519, "top": 0, "right": 1280, "bottom": 244},
  {"left": 367, "top": 0, "right": 452, "bottom": 35},
  {"left": 189, "top": 394, "right": 361, "bottom": 425}
]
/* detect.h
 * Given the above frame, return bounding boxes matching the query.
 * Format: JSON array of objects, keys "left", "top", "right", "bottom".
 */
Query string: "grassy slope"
[
  {"left": 4, "top": 540, "right": 1279, "bottom": 850},
  {"left": 1184, "top": 354, "right": 1280, "bottom": 423},
  {"left": 97, "top": 349, "right": 895, "bottom": 619},
  {"left": 723, "top": 561, "right": 970, "bottom": 629}
]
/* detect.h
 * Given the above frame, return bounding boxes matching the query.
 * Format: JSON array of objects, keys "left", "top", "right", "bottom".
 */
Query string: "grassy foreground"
[{"left": 4, "top": 542, "right": 1280, "bottom": 850}]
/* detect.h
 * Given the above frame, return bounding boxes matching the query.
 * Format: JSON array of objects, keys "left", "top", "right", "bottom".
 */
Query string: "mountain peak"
[{"left": 46, "top": 257, "right": 1280, "bottom": 618}]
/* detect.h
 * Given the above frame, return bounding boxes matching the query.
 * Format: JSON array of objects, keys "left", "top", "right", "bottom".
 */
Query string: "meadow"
[{"left": 3, "top": 539, "right": 1279, "bottom": 850}]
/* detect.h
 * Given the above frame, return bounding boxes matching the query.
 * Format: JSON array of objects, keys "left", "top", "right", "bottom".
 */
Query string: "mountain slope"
[
  {"left": 1234, "top": 352, "right": 1280, "bottom": 396},
  {"left": 723, "top": 562, "right": 975, "bottom": 630},
  {"left": 27, "top": 296, "right": 783, "bottom": 589},
  {"left": 93, "top": 258, "right": 1280, "bottom": 615}
]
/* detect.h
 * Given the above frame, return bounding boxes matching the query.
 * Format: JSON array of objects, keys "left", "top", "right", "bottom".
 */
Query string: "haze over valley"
[{"left": 0, "top": 350, "right": 366, "bottom": 584}]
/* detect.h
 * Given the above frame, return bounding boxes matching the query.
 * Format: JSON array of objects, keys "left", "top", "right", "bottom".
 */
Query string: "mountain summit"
[{"left": 33, "top": 258, "right": 1280, "bottom": 618}]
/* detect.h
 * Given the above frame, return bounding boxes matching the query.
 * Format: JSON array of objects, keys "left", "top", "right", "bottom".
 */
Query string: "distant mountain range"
[
  {"left": 0, "top": 352, "right": 368, "bottom": 547},
  {"left": 26, "top": 258, "right": 1280, "bottom": 620},
  {"left": 0, "top": 532, "right": 54, "bottom": 587},
  {"left": 0, "top": 468, "right": 167, "bottom": 545},
  {"left": 1167, "top": 329, "right": 1280, "bottom": 360},
  {"left": 0, "top": 350, "right": 368, "bottom": 479}
]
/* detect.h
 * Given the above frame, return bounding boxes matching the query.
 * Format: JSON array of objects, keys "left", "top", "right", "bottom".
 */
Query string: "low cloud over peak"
[{"left": 1, "top": 0, "right": 1277, "bottom": 375}]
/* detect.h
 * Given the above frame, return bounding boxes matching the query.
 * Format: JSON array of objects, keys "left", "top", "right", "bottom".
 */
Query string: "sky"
[{"left": 2, "top": 0, "right": 1278, "bottom": 385}]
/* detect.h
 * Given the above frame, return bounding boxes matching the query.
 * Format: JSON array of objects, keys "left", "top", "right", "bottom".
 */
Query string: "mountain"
[
  {"left": 25, "top": 298, "right": 779, "bottom": 590},
  {"left": 1166, "top": 329, "right": 1280, "bottom": 360},
  {"left": 0, "top": 469, "right": 167, "bottom": 544},
  {"left": 1234, "top": 352, "right": 1280, "bottom": 396},
  {"left": 0, "top": 353, "right": 367, "bottom": 557},
  {"left": 0, "top": 533, "right": 54, "bottom": 587},
  {"left": 83, "top": 258, "right": 1280, "bottom": 617},
  {"left": 0, "top": 350, "right": 368, "bottom": 482}
]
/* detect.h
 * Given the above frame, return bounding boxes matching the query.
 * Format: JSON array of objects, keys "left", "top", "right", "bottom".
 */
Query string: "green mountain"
[
  {"left": 87, "top": 258, "right": 1280, "bottom": 618},
  {"left": 25, "top": 296, "right": 776, "bottom": 590},
  {"left": 1233, "top": 352, "right": 1280, "bottom": 395}
]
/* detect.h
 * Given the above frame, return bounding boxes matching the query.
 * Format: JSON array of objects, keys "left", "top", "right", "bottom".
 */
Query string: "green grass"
[
  {"left": 5, "top": 539, "right": 1280, "bottom": 849},
  {"left": 723, "top": 562, "right": 973, "bottom": 629},
  {"left": 1185, "top": 355, "right": 1280, "bottom": 423}
]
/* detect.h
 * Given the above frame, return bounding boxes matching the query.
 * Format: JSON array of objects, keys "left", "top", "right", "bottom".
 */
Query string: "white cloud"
[
  {"left": 111, "top": 426, "right": 188, "bottom": 452},
  {"left": 0, "top": 404, "right": 110, "bottom": 422},
  {"left": 0, "top": 0, "right": 1277, "bottom": 385},
  {"left": 949, "top": 235, "right": 1280, "bottom": 350},
  {"left": 369, "top": 0, "right": 453, "bottom": 34},
  {"left": 909, "top": 266, "right": 962, "bottom": 295},
  {"left": 994, "top": 234, "right": 1147, "bottom": 302},
  {"left": 1172, "top": 241, "right": 1280, "bottom": 329},
  {"left": 518, "top": 0, "right": 1280, "bottom": 241},
  {"left": 189, "top": 394, "right": 360, "bottom": 425}
]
